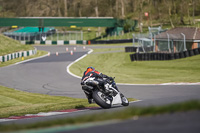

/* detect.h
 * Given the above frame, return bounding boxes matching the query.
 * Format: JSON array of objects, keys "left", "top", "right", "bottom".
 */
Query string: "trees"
[{"left": 0, "top": 0, "right": 200, "bottom": 28}]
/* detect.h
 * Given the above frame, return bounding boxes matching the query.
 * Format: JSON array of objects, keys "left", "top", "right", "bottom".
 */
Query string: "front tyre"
[
  {"left": 121, "top": 95, "right": 129, "bottom": 106},
  {"left": 92, "top": 90, "right": 112, "bottom": 109}
]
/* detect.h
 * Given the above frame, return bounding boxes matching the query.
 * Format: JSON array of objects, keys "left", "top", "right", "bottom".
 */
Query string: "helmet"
[{"left": 87, "top": 66, "right": 95, "bottom": 72}]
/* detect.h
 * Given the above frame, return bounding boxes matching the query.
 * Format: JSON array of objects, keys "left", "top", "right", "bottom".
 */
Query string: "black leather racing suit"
[{"left": 81, "top": 70, "right": 110, "bottom": 100}]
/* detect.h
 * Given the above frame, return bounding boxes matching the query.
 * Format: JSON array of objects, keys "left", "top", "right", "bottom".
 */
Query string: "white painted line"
[
  {"left": 26, "top": 110, "right": 89, "bottom": 117},
  {"left": 33, "top": 112, "right": 69, "bottom": 116},
  {"left": 117, "top": 82, "right": 200, "bottom": 86},
  {"left": 0, "top": 110, "right": 90, "bottom": 123},
  {"left": 117, "top": 83, "right": 157, "bottom": 86},
  {"left": 0, "top": 119, "right": 16, "bottom": 123},
  {"left": 66, "top": 49, "right": 93, "bottom": 79},
  {"left": 15, "top": 54, "right": 49, "bottom": 65},
  {"left": 160, "top": 82, "right": 200, "bottom": 85},
  {"left": 129, "top": 100, "right": 142, "bottom": 103}
]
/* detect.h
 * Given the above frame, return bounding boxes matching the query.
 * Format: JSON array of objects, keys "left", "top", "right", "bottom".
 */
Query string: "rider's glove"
[
  {"left": 109, "top": 77, "right": 113, "bottom": 80},
  {"left": 81, "top": 80, "right": 85, "bottom": 85}
]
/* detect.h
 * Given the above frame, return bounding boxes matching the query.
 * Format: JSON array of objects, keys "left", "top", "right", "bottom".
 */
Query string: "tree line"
[{"left": 0, "top": 0, "right": 200, "bottom": 29}]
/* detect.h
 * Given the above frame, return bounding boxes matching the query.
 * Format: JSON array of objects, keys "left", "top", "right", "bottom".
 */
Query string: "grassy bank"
[
  {"left": 0, "top": 34, "right": 49, "bottom": 68},
  {"left": 1, "top": 100, "right": 199, "bottom": 132},
  {"left": 0, "top": 34, "right": 34, "bottom": 56},
  {"left": 70, "top": 48, "right": 200, "bottom": 84},
  {"left": 0, "top": 85, "right": 98, "bottom": 118},
  {"left": 0, "top": 85, "right": 135, "bottom": 118}
]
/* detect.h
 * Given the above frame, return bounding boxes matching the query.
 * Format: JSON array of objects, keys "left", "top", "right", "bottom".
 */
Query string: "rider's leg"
[{"left": 82, "top": 86, "right": 94, "bottom": 104}]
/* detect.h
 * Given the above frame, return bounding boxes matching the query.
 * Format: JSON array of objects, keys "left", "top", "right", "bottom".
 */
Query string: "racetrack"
[{"left": 0, "top": 45, "right": 200, "bottom": 132}]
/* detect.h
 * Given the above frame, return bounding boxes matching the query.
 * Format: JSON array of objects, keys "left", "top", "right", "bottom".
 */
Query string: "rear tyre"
[{"left": 92, "top": 90, "right": 112, "bottom": 109}]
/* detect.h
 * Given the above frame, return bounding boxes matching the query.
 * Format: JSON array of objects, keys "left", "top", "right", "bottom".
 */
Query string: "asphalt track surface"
[{"left": 0, "top": 45, "right": 200, "bottom": 132}]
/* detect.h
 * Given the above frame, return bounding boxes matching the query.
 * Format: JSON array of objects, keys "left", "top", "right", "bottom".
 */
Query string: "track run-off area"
[{"left": 0, "top": 45, "right": 200, "bottom": 133}]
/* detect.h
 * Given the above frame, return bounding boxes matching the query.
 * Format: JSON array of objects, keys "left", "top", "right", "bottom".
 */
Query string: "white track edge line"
[
  {"left": 15, "top": 54, "right": 49, "bottom": 65},
  {"left": 66, "top": 49, "right": 93, "bottom": 79},
  {"left": 0, "top": 109, "right": 90, "bottom": 123},
  {"left": 129, "top": 100, "right": 142, "bottom": 103},
  {"left": 0, "top": 119, "right": 16, "bottom": 122}
]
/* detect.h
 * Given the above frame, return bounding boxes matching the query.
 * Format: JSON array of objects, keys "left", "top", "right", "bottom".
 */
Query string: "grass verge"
[
  {"left": 0, "top": 100, "right": 199, "bottom": 132},
  {"left": 87, "top": 42, "right": 133, "bottom": 46},
  {"left": 0, "top": 85, "right": 98, "bottom": 118},
  {"left": 0, "top": 34, "right": 34, "bottom": 56},
  {"left": 92, "top": 47, "right": 125, "bottom": 53},
  {"left": 0, "top": 85, "right": 136, "bottom": 118},
  {"left": 0, "top": 34, "right": 47, "bottom": 68},
  {"left": 70, "top": 48, "right": 200, "bottom": 84}
]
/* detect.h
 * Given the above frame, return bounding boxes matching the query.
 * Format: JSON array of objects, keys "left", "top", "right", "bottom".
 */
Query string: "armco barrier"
[
  {"left": 0, "top": 48, "right": 37, "bottom": 63},
  {"left": 23, "top": 40, "right": 86, "bottom": 45},
  {"left": 129, "top": 49, "right": 200, "bottom": 61}
]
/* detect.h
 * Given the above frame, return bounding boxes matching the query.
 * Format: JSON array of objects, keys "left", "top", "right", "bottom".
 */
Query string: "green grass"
[
  {"left": 0, "top": 34, "right": 49, "bottom": 67},
  {"left": 70, "top": 48, "right": 200, "bottom": 84},
  {"left": 92, "top": 48, "right": 125, "bottom": 53},
  {"left": 0, "top": 85, "right": 135, "bottom": 118},
  {"left": 97, "top": 32, "right": 134, "bottom": 40},
  {"left": 1, "top": 100, "right": 199, "bottom": 132},
  {"left": 0, "top": 34, "right": 34, "bottom": 56},
  {"left": 88, "top": 43, "right": 133, "bottom": 46},
  {"left": 0, "top": 85, "right": 99, "bottom": 118}
]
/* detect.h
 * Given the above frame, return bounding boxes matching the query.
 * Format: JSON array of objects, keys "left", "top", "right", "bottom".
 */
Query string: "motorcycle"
[{"left": 81, "top": 77, "right": 129, "bottom": 109}]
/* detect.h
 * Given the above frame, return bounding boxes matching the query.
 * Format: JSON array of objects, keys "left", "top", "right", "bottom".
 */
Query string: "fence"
[
  {"left": 154, "top": 33, "right": 186, "bottom": 53},
  {"left": 132, "top": 33, "right": 149, "bottom": 45},
  {"left": 4, "top": 31, "right": 83, "bottom": 41},
  {"left": 131, "top": 32, "right": 187, "bottom": 54},
  {"left": 4, "top": 30, "right": 86, "bottom": 45}
]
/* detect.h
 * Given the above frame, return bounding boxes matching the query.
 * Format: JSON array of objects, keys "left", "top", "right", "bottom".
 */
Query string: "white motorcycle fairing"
[
  {"left": 111, "top": 92, "right": 122, "bottom": 105},
  {"left": 108, "top": 84, "right": 122, "bottom": 105}
]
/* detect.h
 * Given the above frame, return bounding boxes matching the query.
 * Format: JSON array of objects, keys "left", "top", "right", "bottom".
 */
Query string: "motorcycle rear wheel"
[{"left": 92, "top": 90, "right": 112, "bottom": 109}]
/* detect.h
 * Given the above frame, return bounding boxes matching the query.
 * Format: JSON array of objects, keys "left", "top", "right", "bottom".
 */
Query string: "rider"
[{"left": 81, "top": 66, "right": 113, "bottom": 104}]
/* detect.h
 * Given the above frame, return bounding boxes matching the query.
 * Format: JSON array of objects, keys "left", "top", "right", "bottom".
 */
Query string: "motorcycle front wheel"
[
  {"left": 92, "top": 90, "right": 112, "bottom": 109},
  {"left": 121, "top": 95, "right": 129, "bottom": 106}
]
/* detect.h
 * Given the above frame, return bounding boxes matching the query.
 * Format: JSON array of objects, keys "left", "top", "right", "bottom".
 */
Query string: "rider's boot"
[
  {"left": 83, "top": 90, "right": 94, "bottom": 104},
  {"left": 88, "top": 99, "right": 95, "bottom": 104}
]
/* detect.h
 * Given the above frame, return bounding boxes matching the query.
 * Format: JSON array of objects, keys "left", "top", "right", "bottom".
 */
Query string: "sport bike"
[{"left": 81, "top": 77, "right": 129, "bottom": 109}]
